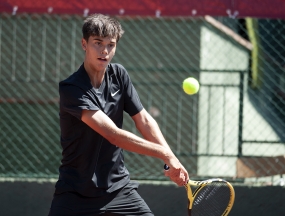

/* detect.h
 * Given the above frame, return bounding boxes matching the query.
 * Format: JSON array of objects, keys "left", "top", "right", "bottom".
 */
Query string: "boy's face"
[{"left": 82, "top": 35, "right": 117, "bottom": 72}]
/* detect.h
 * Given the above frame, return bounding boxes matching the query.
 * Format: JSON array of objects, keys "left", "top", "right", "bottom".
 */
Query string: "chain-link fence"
[{"left": 0, "top": 14, "right": 284, "bottom": 187}]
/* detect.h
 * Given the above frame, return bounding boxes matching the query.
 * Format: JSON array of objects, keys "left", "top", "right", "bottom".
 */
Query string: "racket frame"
[
  {"left": 186, "top": 178, "right": 235, "bottom": 216},
  {"left": 163, "top": 164, "right": 235, "bottom": 216}
]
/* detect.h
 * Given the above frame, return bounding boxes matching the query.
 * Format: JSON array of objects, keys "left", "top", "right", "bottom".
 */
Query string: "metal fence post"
[{"left": 238, "top": 71, "right": 245, "bottom": 157}]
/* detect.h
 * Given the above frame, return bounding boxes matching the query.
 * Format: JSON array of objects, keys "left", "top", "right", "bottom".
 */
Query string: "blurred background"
[{"left": 0, "top": 0, "right": 285, "bottom": 215}]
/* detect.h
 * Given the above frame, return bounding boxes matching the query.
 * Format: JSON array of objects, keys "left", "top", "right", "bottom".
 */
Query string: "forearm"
[
  {"left": 81, "top": 109, "right": 173, "bottom": 163},
  {"left": 133, "top": 110, "right": 171, "bottom": 150},
  {"left": 136, "top": 118, "right": 189, "bottom": 185},
  {"left": 108, "top": 128, "right": 173, "bottom": 163}
]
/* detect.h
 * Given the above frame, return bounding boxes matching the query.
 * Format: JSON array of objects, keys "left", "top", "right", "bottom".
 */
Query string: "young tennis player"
[{"left": 48, "top": 13, "right": 189, "bottom": 216}]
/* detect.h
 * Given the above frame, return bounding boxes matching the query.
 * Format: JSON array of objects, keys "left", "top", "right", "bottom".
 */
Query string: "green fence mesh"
[{"left": 0, "top": 14, "right": 284, "bottom": 187}]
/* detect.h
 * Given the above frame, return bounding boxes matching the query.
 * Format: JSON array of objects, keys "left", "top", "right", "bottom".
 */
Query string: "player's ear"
[{"left": 81, "top": 38, "right": 87, "bottom": 51}]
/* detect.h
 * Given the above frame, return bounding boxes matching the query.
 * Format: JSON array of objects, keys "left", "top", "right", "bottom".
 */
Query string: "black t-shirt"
[{"left": 55, "top": 63, "right": 143, "bottom": 197}]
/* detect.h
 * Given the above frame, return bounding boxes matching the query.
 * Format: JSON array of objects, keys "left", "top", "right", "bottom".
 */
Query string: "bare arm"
[
  {"left": 81, "top": 109, "right": 175, "bottom": 168},
  {"left": 131, "top": 108, "right": 189, "bottom": 185},
  {"left": 132, "top": 108, "right": 170, "bottom": 150}
]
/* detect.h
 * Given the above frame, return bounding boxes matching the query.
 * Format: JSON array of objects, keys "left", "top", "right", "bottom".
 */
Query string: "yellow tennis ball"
[{"left": 182, "top": 77, "right": 200, "bottom": 95}]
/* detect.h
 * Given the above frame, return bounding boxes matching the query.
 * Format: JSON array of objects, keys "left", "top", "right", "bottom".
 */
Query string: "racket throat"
[
  {"left": 187, "top": 209, "right": 192, "bottom": 216},
  {"left": 185, "top": 183, "right": 194, "bottom": 216}
]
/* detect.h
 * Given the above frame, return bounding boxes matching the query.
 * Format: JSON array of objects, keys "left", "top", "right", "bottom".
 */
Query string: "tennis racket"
[{"left": 164, "top": 164, "right": 235, "bottom": 216}]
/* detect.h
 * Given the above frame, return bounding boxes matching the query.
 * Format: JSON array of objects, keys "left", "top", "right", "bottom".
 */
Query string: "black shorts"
[{"left": 48, "top": 181, "right": 154, "bottom": 216}]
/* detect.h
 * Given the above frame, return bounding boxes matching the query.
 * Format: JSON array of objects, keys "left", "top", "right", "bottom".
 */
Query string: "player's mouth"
[{"left": 98, "top": 57, "right": 108, "bottom": 61}]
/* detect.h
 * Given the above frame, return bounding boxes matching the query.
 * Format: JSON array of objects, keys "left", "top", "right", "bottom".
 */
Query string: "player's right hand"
[{"left": 164, "top": 160, "right": 189, "bottom": 186}]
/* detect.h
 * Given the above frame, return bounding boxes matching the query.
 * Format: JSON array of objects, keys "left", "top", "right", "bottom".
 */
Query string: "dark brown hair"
[{"left": 82, "top": 14, "right": 124, "bottom": 42}]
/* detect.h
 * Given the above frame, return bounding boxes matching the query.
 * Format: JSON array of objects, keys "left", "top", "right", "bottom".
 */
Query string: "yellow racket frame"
[{"left": 185, "top": 178, "right": 235, "bottom": 216}]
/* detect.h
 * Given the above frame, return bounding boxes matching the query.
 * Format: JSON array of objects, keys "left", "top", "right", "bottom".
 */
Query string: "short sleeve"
[
  {"left": 59, "top": 84, "right": 100, "bottom": 120},
  {"left": 121, "top": 68, "right": 143, "bottom": 116}
]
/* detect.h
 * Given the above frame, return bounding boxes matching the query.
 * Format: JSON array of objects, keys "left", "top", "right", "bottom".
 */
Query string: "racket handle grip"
[{"left": 164, "top": 164, "right": 170, "bottom": 170}]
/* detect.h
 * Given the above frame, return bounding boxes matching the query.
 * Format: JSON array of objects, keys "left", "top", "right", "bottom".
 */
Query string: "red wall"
[{"left": 0, "top": 0, "right": 284, "bottom": 18}]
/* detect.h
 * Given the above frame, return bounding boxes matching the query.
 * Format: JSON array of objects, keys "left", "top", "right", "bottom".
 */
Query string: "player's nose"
[{"left": 102, "top": 45, "right": 110, "bottom": 54}]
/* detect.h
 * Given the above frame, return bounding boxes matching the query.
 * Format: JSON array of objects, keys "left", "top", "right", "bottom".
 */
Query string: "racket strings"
[{"left": 191, "top": 182, "right": 231, "bottom": 216}]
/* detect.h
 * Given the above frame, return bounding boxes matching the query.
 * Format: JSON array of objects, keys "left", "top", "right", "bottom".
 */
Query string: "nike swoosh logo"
[{"left": 111, "top": 90, "right": 120, "bottom": 97}]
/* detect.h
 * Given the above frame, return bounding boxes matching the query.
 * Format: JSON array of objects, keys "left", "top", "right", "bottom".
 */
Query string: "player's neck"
[{"left": 84, "top": 63, "right": 105, "bottom": 89}]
